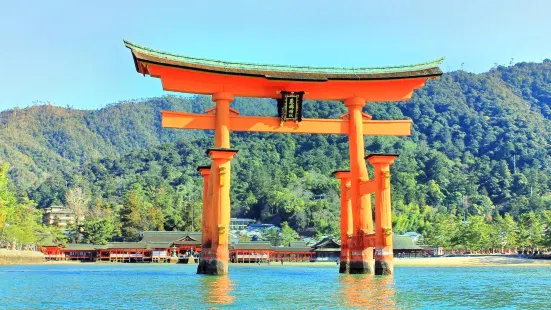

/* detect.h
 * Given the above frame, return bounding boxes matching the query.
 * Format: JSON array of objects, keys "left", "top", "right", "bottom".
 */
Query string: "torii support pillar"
[
  {"left": 333, "top": 171, "right": 353, "bottom": 273},
  {"left": 366, "top": 154, "right": 398, "bottom": 275},
  {"left": 197, "top": 166, "right": 211, "bottom": 250},
  {"left": 345, "top": 97, "right": 375, "bottom": 274},
  {"left": 197, "top": 92, "right": 238, "bottom": 275},
  {"left": 197, "top": 148, "right": 238, "bottom": 275}
]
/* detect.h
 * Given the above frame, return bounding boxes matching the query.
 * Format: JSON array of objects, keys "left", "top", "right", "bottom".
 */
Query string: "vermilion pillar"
[
  {"left": 366, "top": 154, "right": 398, "bottom": 275},
  {"left": 197, "top": 166, "right": 211, "bottom": 249},
  {"left": 197, "top": 92, "right": 237, "bottom": 275},
  {"left": 213, "top": 92, "right": 233, "bottom": 148},
  {"left": 333, "top": 170, "right": 352, "bottom": 273},
  {"left": 345, "top": 97, "right": 374, "bottom": 274},
  {"left": 208, "top": 148, "right": 238, "bottom": 274}
]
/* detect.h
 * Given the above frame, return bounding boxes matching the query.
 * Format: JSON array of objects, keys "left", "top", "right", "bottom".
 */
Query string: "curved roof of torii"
[{"left": 124, "top": 40, "right": 443, "bottom": 101}]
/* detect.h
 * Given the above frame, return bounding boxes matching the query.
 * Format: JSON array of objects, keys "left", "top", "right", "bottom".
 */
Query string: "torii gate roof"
[{"left": 125, "top": 40, "right": 443, "bottom": 101}]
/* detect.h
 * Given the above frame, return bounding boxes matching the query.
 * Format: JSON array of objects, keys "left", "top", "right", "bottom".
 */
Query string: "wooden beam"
[
  {"left": 360, "top": 180, "right": 377, "bottom": 196},
  {"left": 161, "top": 111, "right": 411, "bottom": 136}
]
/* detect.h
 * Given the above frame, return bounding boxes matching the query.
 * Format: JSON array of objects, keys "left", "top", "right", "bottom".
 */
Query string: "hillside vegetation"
[{"left": 1, "top": 61, "right": 551, "bottom": 248}]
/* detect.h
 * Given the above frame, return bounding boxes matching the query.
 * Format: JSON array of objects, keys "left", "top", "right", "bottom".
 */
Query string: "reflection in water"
[
  {"left": 339, "top": 274, "right": 396, "bottom": 309},
  {"left": 200, "top": 275, "right": 235, "bottom": 306}
]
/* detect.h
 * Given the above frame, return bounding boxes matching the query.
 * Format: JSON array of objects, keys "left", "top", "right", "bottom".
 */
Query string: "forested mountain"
[{"left": 1, "top": 60, "right": 551, "bottom": 246}]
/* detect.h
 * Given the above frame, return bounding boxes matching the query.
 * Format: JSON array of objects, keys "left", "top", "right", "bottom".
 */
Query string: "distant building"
[
  {"left": 310, "top": 235, "right": 426, "bottom": 261},
  {"left": 297, "top": 228, "right": 317, "bottom": 238},
  {"left": 40, "top": 230, "right": 312, "bottom": 263},
  {"left": 400, "top": 232, "right": 423, "bottom": 243},
  {"left": 42, "top": 205, "right": 78, "bottom": 228},
  {"left": 41, "top": 228, "right": 427, "bottom": 262},
  {"left": 230, "top": 218, "right": 255, "bottom": 231},
  {"left": 419, "top": 245, "right": 445, "bottom": 256},
  {"left": 247, "top": 223, "right": 279, "bottom": 232},
  {"left": 271, "top": 241, "right": 313, "bottom": 262},
  {"left": 311, "top": 237, "right": 341, "bottom": 261},
  {"left": 393, "top": 235, "right": 425, "bottom": 257}
]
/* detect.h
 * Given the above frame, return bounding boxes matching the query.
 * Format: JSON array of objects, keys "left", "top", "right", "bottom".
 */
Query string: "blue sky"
[{"left": 0, "top": 0, "right": 550, "bottom": 111}]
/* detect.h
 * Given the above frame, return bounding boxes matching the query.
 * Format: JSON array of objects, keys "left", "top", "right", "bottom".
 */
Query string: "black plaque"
[{"left": 278, "top": 91, "right": 304, "bottom": 122}]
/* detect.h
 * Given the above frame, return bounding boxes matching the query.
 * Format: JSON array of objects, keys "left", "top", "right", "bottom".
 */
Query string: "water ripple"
[{"left": 0, "top": 264, "right": 550, "bottom": 309}]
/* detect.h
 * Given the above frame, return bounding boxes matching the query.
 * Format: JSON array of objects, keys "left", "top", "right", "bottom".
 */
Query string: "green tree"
[
  {"left": 495, "top": 213, "right": 519, "bottom": 249},
  {"left": 518, "top": 211, "right": 544, "bottom": 248},
  {"left": 81, "top": 218, "right": 118, "bottom": 245},
  {"left": 423, "top": 213, "right": 459, "bottom": 248},
  {"left": 451, "top": 216, "right": 493, "bottom": 250},
  {"left": 64, "top": 187, "right": 91, "bottom": 243},
  {"left": 541, "top": 211, "right": 551, "bottom": 247},
  {"left": 2, "top": 197, "right": 43, "bottom": 245},
  {"left": 469, "top": 195, "right": 495, "bottom": 217},
  {"left": 0, "top": 164, "right": 16, "bottom": 232},
  {"left": 0, "top": 164, "right": 46, "bottom": 245},
  {"left": 120, "top": 184, "right": 164, "bottom": 241},
  {"left": 280, "top": 222, "right": 299, "bottom": 246},
  {"left": 426, "top": 180, "right": 445, "bottom": 207},
  {"left": 263, "top": 227, "right": 281, "bottom": 246}
]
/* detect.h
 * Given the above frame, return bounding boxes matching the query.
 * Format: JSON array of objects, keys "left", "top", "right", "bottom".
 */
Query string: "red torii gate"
[{"left": 124, "top": 40, "right": 442, "bottom": 275}]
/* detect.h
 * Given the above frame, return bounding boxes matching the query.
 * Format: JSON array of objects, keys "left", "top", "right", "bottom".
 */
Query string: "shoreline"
[
  {"left": 3, "top": 255, "right": 551, "bottom": 267},
  {"left": 394, "top": 255, "right": 551, "bottom": 267},
  {"left": 0, "top": 249, "right": 45, "bottom": 265}
]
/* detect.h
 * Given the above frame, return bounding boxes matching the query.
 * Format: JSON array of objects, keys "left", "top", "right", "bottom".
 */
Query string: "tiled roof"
[
  {"left": 146, "top": 242, "right": 173, "bottom": 249},
  {"left": 125, "top": 40, "right": 443, "bottom": 81},
  {"left": 393, "top": 235, "right": 423, "bottom": 250},
  {"left": 172, "top": 240, "right": 201, "bottom": 246},
  {"left": 272, "top": 246, "right": 312, "bottom": 252},
  {"left": 289, "top": 241, "right": 309, "bottom": 248},
  {"left": 232, "top": 242, "right": 313, "bottom": 252},
  {"left": 50, "top": 233, "right": 422, "bottom": 252},
  {"left": 312, "top": 237, "right": 341, "bottom": 249},
  {"left": 232, "top": 242, "right": 272, "bottom": 250},
  {"left": 310, "top": 235, "right": 423, "bottom": 251},
  {"left": 106, "top": 242, "right": 149, "bottom": 249},
  {"left": 140, "top": 231, "right": 202, "bottom": 243},
  {"left": 63, "top": 244, "right": 106, "bottom": 251}
]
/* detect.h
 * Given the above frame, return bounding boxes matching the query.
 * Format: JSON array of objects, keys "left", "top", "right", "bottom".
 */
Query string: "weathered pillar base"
[
  {"left": 197, "top": 248, "right": 228, "bottom": 275},
  {"left": 339, "top": 261, "right": 349, "bottom": 274},
  {"left": 375, "top": 256, "right": 394, "bottom": 275},
  {"left": 346, "top": 234, "right": 375, "bottom": 274},
  {"left": 338, "top": 246, "right": 351, "bottom": 274},
  {"left": 334, "top": 170, "right": 353, "bottom": 275},
  {"left": 197, "top": 257, "right": 228, "bottom": 275},
  {"left": 348, "top": 259, "right": 375, "bottom": 274}
]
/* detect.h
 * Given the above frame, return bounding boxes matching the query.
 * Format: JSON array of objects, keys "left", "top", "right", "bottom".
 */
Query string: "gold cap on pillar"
[
  {"left": 365, "top": 154, "right": 399, "bottom": 165},
  {"left": 206, "top": 148, "right": 239, "bottom": 158},
  {"left": 332, "top": 170, "right": 351, "bottom": 179},
  {"left": 197, "top": 165, "right": 211, "bottom": 176}
]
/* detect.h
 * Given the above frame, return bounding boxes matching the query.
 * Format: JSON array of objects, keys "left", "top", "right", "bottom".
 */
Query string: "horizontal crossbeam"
[
  {"left": 161, "top": 111, "right": 411, "bottom": 136},
  {"left": 360, "top": 180, "right": 377, "bottom": 196}
]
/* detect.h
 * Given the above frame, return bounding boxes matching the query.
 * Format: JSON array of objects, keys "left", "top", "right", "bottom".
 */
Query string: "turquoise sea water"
[{"left": 0, "top": 264, "right": 550, "bottom": 309}]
